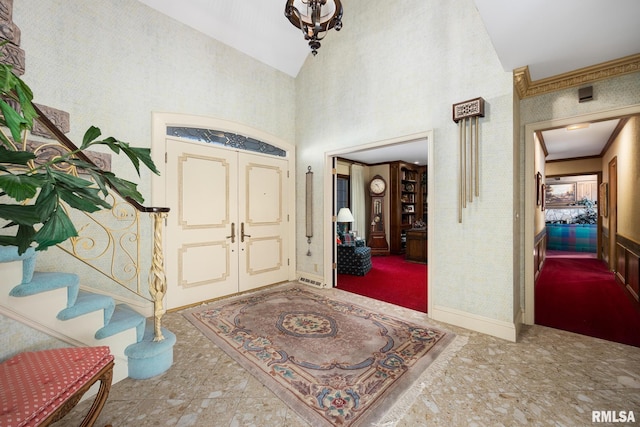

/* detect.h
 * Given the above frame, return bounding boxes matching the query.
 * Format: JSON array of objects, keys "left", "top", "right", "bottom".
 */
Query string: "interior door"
[
  {"left": 165, "top": 137, "right": 289, "bottom": 309},
  {"left": 165, "top": 138, "right": 239, "bottom": 309},
  {"left": 238, "top": 153, "right": 289, "bottom": 292}
]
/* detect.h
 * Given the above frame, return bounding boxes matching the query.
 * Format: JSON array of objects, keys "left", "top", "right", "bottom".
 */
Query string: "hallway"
[{"left": 535, "top": 254, "right": 640, "bottom": 347}]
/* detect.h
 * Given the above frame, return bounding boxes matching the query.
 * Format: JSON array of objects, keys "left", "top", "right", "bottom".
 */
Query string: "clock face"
[{"left": 370, "top": 178, "right": 386, "bottom": 194}]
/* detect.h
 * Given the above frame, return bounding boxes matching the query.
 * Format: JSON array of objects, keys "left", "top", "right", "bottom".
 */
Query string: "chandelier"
[{"left": 285, "top": 0, "right": 343, "bottom": 56}]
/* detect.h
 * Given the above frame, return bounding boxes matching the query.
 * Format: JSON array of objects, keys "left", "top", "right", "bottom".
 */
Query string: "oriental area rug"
[{"left": 184, "top": 284, "right": 460, "bottom": 427}]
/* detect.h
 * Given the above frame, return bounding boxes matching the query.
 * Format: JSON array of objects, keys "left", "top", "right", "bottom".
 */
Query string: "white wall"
[
  {"left": 13, "top": 0, "right": 296, "bottom": 294},
  {"left": 295, "top": 0, "right": 517, "bottom": 337}
]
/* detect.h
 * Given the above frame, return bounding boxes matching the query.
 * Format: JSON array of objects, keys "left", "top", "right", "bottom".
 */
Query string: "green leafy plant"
[{"left": 0, "top": 58, "right": 159, "bottom": 254}]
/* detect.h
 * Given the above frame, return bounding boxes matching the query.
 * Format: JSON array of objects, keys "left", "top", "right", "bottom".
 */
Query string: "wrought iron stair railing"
[{"left": 23, "top": 104, "right": 171, "bottom": 341}]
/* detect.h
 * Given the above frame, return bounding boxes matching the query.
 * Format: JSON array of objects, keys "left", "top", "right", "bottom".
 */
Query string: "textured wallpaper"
[{"left": 294, "top": 0, "right": 516, "bottom": 323}]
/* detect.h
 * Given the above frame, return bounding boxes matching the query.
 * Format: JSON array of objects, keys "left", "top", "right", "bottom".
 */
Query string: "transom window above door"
[{"left": 167, "top": 127, "right": 287, "bottom": 158}]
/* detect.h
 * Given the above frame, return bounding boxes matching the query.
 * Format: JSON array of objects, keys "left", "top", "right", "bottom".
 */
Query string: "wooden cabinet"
[
  {"left": 406, "top": 229, "right": 427, "bottom": 263},
  {"left": 389, "top": 162, "right": 426, "bottom": 254}
]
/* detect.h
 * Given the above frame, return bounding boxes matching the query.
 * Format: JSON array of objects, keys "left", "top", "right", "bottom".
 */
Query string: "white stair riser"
[
  {"left": 0, "top": 260, "right": 22, "bottom": 288},
  {"left": 2, "top": 288, "right": 68, "bottom": 324},
  {"left": 53, "top": 311, "right": 107, "bottom": 343}
]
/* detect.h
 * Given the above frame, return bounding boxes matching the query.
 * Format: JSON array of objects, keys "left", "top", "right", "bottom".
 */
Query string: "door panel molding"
[
  {"left": 178, "top": 153, "right": 230, "bottom": 229},
  {"left": 178, "top": 241, "right": 231, "bottom": 287}
]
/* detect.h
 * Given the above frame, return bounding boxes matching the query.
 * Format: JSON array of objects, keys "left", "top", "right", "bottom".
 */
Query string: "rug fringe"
[{"left": 373, "top": 335, "right": 469, "bottom": 427}]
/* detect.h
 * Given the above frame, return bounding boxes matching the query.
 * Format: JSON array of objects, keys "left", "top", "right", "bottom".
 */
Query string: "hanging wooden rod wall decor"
[{"left": 452, "top": 97, "right": 485, "bottom": 223}]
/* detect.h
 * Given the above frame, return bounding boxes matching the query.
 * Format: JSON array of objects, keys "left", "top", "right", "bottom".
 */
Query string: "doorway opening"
[
  {"left": 323, "top": 131, "right": 433, "bottom": 314},
  {"left": 524, "top": 107, "right": 640, "bottom": 346}
]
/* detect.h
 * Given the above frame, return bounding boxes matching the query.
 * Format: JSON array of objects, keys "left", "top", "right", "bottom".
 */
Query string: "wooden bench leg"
[
  {"left": 79, "top": 360, "right": 114, "bottom": 427},
  {"left": 42, "top": 360, "right": 114, "bottom": 427}
]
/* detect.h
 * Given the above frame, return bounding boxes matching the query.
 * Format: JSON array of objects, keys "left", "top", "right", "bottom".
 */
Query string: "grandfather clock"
[{"left": 367, "top": 175, "right": 389, "bottom": 255}]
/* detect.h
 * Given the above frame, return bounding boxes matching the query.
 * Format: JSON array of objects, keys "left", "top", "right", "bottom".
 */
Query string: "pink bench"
[{"left": 0, "top": 346, "right": 114, "bottom": 427}]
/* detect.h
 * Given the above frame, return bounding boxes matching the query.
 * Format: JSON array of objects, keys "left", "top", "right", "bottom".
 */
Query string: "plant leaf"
[
  {"left": 34, "top": 208, "right": 78, "bottom": 250},
  {"left": 0, "top": 173, "right": 39, "bottom": 201},
  {"left": 0, "top": 99, "right": 28, "bottom": 141},
  {"left": 81, "top": 126, "right": 102, "bottom": 149},
  {"left": 0, "top": 146, "right": 36, "bottom": 165},
  {"left": 127, "top": 146, "right": 159, "bottom": 175},
  {"left": 0, "top": 204, "right": 42, "bottom": 225},
  {"left": 15, "top": 82, "right": 37, "bottom": 125},
  {"left": 48, "top": 169, "right": 95, "bottom": 188},
  {"left": 101, "top": 173, "right": 144, "bottom": 204}
]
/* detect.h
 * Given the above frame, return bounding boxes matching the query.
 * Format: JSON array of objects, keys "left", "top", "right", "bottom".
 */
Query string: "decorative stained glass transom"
[{"left": 167, "top": 127, "right": 286, "bottom": 157}]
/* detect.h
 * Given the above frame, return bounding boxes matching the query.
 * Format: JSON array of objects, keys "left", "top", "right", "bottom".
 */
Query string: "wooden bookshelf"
[{"left": 389, "top": 162, "right": 426, "bottom": 254}]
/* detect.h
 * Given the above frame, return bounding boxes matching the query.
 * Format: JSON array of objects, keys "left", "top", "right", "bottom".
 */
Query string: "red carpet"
[
  {"left": 535, "top": 257, "right": 640, "bottom": 347},
  {"left": 337, "top": 255, "right": 427, "bottom": 312}
]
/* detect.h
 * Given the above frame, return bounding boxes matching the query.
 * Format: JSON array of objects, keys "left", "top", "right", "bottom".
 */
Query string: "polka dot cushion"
[{"left": 0, "top": 346, "right": 114, "bottom": 427}]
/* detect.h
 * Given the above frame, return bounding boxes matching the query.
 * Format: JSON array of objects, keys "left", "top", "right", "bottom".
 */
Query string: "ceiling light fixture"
[
  {"left": 285, "top": 0, "right": 343, "bottom": 56},
  {"left": 567, "top": 123, "right": 590, "bottom": 131}
]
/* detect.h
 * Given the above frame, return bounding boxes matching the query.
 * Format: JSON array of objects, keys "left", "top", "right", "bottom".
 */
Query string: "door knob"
[
  {"left": 226, "top": 222, "right": 235, "bottom": 243},
  {"left": 241, "top": 222, "right": 251, "bottom": 242}
]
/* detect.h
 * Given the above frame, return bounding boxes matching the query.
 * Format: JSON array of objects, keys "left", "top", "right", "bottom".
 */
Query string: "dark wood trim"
[
  {"left": 615, "top": 234, "right": 640, "bottom": 302},
  {"left": 534, "top": 228, "right": 547, "bottom": 281},
  {"left": 536, "top": 131, "right": 549, "bottom": 157},
  {"left": 618, "top": 234, "right": 640, "bottom": 256},
  {"left": 600, "top": 117, "right": 630, "bottom": 157},
  {"left": 545, "top": 155, "right": 602, "bottom": 164}
]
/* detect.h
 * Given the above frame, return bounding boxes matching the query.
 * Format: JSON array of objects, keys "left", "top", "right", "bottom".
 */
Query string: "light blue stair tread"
[
  {"left": 9, "top": 271, "right": 80, "bottom": 307},
  {"left": 57, "top": 291, "right": 115, "bottom": 324},
  {"left": 125, "top": 320, "right": 176, "bottom": 359},
  {"left": 95, "top": 304, "right": 146, "bottom": 341}
]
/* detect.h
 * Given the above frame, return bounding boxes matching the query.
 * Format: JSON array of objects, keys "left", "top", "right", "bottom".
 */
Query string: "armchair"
[{"left": 337, "top": 240, "right": 372, "bottom": 276}]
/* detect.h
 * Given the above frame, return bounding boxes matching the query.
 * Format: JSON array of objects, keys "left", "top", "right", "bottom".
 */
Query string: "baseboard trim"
[{"left": 431, "top": 305, "right": 518, "bottom": 342}]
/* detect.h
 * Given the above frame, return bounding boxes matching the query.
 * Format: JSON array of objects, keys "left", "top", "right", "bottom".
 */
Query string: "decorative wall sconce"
[
  {"left": 306, "top": 166, "right": 313, "bottom": 255},
  {"left": 452, "top": 97, "right": 485, "bottom": 223}
]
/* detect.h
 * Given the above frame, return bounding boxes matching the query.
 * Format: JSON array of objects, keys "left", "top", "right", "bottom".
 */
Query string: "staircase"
[{"left": 0, "top": 246, "right": 176, "bottom": 384}]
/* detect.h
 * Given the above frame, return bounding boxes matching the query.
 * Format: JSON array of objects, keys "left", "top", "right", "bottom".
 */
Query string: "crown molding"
[{"left": 514, "top": 53, "right": 640, "bottom": 99}]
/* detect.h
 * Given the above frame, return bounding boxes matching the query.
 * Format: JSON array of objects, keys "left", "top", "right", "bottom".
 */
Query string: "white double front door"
[{"left": 164, "top": 136, "right": 290, "bottom": 309}]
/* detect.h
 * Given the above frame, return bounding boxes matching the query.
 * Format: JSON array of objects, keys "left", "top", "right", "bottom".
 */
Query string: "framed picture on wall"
[
  {"left": 536, "top": 172, "right": 542, "bottom": 206},
  {"left": 599, "top": 182, "right": 608, "bottom": 217},
  {"left": 541, "top": 184, "right": 545, "bottom": 211},
  {"left": 545, "top": 182, "right": 576, "bottom": 206}
]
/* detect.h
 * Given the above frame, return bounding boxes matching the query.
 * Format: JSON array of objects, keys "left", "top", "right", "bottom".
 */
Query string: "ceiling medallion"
[{"left": 285, "top": 0, "right": 343, "bottom": 56}]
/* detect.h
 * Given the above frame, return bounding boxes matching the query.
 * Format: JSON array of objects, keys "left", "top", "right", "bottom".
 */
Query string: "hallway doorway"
[
  {"left": 324, "top": 131, "right": 433, "bottom": 314},
  {"left": 524, "top": 106, "right": 640, "bottom": 329}
]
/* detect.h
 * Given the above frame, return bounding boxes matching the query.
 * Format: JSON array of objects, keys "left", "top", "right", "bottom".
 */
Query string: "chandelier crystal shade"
[{"left": 285, "top": 0, "right": 343, "bottom": 56}]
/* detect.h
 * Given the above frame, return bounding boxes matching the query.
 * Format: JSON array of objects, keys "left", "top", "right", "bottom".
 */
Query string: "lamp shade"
[{"left": 337, "top": 207, "right": 354, "bottom": 223}]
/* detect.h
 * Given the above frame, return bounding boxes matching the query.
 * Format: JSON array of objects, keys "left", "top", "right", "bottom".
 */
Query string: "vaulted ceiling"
[{"left": 136, "top": 0, "right": 640, "bottom": 164}]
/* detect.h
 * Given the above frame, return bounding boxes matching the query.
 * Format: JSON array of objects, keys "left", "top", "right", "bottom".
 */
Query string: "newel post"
[{"left": 148, "top": 211, "right": 168, "bottom": 341}]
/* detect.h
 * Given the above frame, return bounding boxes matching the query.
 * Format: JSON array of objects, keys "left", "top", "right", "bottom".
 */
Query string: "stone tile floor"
[{"left": 54, "top": 287, "right": 640, "bottom": 426}]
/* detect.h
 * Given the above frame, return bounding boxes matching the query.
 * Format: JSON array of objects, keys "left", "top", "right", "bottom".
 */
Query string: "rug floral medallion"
[{"left": 184, "top": 285, "right": 456, "bottom": 426}]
